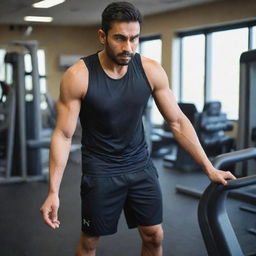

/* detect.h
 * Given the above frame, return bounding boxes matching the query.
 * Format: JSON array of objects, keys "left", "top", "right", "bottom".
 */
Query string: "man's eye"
[
  {"left": 116, "top": 37, "right": 124, "bottom": 41},
  {"left": 131, "top": 37, "right": 138, "bottom": 42}
]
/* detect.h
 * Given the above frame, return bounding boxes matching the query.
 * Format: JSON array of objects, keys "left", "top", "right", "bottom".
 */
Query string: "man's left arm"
[{"left": 142, "top": 57, "right": 236, "bottom": 184}]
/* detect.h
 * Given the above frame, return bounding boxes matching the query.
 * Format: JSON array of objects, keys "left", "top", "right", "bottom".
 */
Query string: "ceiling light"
[
  {"left": 33, "top": 0, "right": 65, "bottom": 8},
  {"left": 24, "top": 16, "right": 53, "bottom": 22}
]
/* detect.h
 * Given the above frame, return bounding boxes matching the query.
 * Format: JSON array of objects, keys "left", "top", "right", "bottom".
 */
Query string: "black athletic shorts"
[{"left": 80, "top": 159, "right": 163, "bottom": 236}]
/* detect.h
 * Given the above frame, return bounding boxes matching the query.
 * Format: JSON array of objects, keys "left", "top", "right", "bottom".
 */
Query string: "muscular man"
[{"left": 40, "top": 2, "right": 236, "bottom": 256}]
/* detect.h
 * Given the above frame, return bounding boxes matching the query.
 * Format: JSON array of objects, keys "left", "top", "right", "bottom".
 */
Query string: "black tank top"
[{"left": 79, "top": 52, "right": 152, "bottom": 175}]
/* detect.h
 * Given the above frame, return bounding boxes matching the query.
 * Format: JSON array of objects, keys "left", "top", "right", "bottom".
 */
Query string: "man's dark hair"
[{"left": 101, "top": 2, "right": 143, "bottom": 33}]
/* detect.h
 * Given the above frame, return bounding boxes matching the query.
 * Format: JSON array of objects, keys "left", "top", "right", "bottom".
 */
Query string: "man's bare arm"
[
  {"left": 142, "top": 56, "right": 236, "bottom": 184},
  {"left": 40, "top": 60, "right": 88, "bottom": 229}
]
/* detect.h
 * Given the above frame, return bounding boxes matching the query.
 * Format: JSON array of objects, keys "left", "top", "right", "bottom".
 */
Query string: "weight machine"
[{"left": 0, "top": 41, "right": 50, "bottom": 183}]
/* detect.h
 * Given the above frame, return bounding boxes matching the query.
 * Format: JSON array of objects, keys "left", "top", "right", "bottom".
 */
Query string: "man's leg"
[
  {"left": 138, "top": 224, "right": 164, "bottom": 256},
  {"left": 79, "top": 174, "right": 128, "bottom": 255},
  {"left": 75, "top": 232, "right": 100, "bottom": 256}
]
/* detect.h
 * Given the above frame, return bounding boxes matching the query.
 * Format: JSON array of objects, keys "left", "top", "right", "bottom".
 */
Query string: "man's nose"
[{"left": 122, "top": 40, "right": 132, "bottom": 53}]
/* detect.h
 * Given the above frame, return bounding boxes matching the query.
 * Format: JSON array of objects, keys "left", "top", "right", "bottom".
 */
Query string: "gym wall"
[
  {"left": 0, "top": 25, "right": 101, "bottom": 99},
  {"left": 142, "top": 0, "right": 256, "bottom": 86},
  {"left": 0, "top": 0, "right": 255, "bottom": 99}
]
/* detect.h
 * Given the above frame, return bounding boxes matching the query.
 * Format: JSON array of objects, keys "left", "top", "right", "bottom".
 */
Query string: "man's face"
[{"left": 101, "top": 21, "right": 140, "bottom": 66}]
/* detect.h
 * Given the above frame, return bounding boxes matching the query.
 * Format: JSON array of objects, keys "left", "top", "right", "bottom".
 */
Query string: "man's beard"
[{"left": 105, "top": 41, "right": 135, "bottom": 66}]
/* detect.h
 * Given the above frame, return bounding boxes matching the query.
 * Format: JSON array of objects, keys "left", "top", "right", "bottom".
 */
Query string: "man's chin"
[
  {"left": 114, "top": 59, "right": 130, "bottom": 66},
  {"left": 117, "top": 62, "right": 129, "bottom": 66},
  {"left": 117, "top": 56, "right": 133, "bottom": 66}
]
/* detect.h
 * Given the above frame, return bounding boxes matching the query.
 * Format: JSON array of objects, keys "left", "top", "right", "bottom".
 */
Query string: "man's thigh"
[
  {"left": 80, "top": 174, "right": 128, "bottom": 236},
  {"left": 124, "top": 160, "right": 163, "bottom": 228}
]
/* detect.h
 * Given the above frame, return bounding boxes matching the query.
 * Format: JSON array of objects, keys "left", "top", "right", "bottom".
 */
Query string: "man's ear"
[{"left": 98, "top": 29, "right": 106, "bottom": 45}]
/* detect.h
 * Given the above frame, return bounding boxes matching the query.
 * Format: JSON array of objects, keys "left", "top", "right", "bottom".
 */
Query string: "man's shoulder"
[
  {"left": 140, "top": 56, "right": 167, "bottom": 91},
  {"left": 140, "top": 55, "right": 163, "bottom": 79},
  {"left": 64, "top": 59, "right": 88, "bottom": 81},
  {"left": 140, "top": 55, "right": 161, "bottom": 68},
  {"left": 60, "top": 59, "right": 88, "bottom": 98},
  {"left": 66, "top": 50, "right": 99, "bottom": 77}
]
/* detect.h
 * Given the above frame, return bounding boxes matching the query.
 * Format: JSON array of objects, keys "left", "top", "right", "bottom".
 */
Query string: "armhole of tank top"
[
  {"left": 80, "top": 57, "right": 90, "bottom": 101},
  {"left": 135, "top": 53, "right": 153, "bottom": 94}
]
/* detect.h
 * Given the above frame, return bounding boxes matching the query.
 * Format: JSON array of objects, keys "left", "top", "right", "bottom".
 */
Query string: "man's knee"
[
  {"left": 139, "top": 225, "right": 164, "bottom": 248},
  {"left": 77, "top": 232, "right": 100, "bottom": 253}
]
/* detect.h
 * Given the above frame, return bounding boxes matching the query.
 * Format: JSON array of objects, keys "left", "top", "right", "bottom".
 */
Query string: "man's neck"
[{"left": 98, "top": 50, "right": 128, "bottom": 78}]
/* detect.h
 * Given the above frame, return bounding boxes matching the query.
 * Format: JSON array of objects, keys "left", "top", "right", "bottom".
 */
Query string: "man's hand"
[
  {"left": 207, "top": 168, "right": 236, "bottom": 185},
  {"left": 40, "top": 193, "right": 60, "bottom": 229}
]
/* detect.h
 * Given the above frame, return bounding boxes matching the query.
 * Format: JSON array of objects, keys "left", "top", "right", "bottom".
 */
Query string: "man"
[{"left": 40, "top": 2, "right": 236, "bottom": 256}]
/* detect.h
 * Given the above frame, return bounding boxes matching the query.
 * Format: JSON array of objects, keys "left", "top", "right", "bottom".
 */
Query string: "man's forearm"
[
  {"left": 48, "top": 130, "right": 72, "bottom": 195},
  {"left": 169, "top": 115, "right": 213, "bottom": 175}
]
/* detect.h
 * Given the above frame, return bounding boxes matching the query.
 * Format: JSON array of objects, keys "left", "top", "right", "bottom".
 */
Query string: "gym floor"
[{"left": 0, "top": 151, "right": 255, "bottom": 256}]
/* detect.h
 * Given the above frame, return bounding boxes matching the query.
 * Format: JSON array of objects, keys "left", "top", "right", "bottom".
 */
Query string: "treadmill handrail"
[
  {"left": 212, "top": 147, "right": 256, "bottom": 170},
  {"left": 198, "top": 147, "right": 256, "bottom": 256}
]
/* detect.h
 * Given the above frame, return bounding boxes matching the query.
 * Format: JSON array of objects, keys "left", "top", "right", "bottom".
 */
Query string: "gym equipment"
[
  {"left": 176, "top": 147, "right": 256, "bottom": 198},
  {"left": 0, "top": 41, "right": 50, "bottom": 183},
  {"left": 151, "top": 128, "right": 174, "bottom": 158},
  {"left": 198, "top": 147, "right": 256, "bottom": 256},
  {"left": 3, "top": 52, "right": 28, "bottom": 179},
  {"left": 0, "top": 81, "right": 16, "bottom": 179},
  {"left": 197, "top": 101, "right": 234, "bottom": 157},
  {"left": 237, "top": 49, "right": 256, "bottom": 177},
  {"left": 163, "top": 103, "right": 199, "bottom": 170},
  {"left": 143, "top": 96, "right": 153, "bottom": 154},
  {"left": 176, "top": 49, "right": 256, "bottom": 197},
  {"left": 44, "top": 93, "right": 57, "bottom": 128},
  {"left": 223, "top": 49, "right": 256, "bottom": 236},
  {"left": 164, "top": 101, "right": 234, "bottom": 171}
]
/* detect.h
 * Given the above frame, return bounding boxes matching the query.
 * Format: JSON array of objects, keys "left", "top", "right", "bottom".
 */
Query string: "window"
[
  {"left": 139, "top": 39, "right": 162, "bottom": 63},
  {"left": 0, "top": 49, "right": 6, "bottom": 81},
  {"left": 24, "top": 53, "right": 33, "bottom": 92},
  {"left": 0, "top": 49, "right": 13, "bottom": 84},
  {"left": 25, "top": 49, "right": 47, "bottom": 93},
  {"left": 24, "top": 49, "right": 47, "bottom": 109},
  {"left": 181, "top": 35, "right": 205, "bottom": 111},
  {"left": 138, "top": 37, "right": 163, "bottom": 125},
  {"left": 0, "top": 48, "right": 47, "bottom": 108},
  {"left": 253, "top": 26, "right": 256, "bottom": 49},
  {"left": 210, "top": 28, "right": 248, "bottom": 119},
  {"left": 177, "top": 21, "right": 256, "bottom": 120},
  {"left": 38, "top": 49, "right": 47, "bottom": 94}
]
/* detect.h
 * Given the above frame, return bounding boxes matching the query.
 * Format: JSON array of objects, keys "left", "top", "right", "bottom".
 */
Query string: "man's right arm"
[{"left": 40, "top": 60, "right": 88, "bottom": 229}]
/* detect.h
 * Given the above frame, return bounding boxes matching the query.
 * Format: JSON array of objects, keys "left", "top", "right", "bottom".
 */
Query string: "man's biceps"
[{"left": 57, "top": 100, "right": 80, "bottom": 116}]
